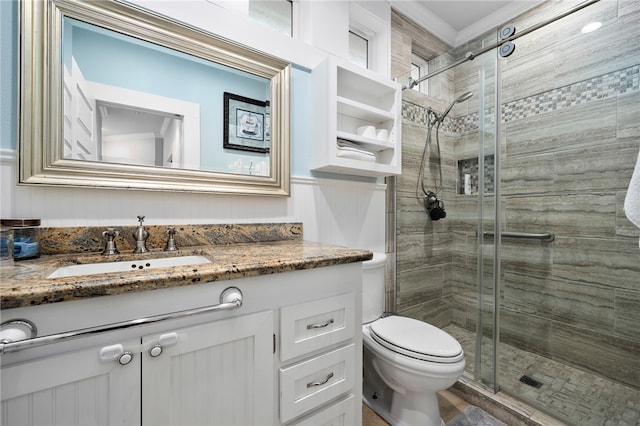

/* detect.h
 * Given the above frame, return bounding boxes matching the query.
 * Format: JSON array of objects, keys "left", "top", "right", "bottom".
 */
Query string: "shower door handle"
[{"left": 481, "top": 231, "right": 555, "bottom": 242}]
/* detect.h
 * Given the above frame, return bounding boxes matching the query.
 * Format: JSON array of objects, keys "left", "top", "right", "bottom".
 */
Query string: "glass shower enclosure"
[{"left": 394, "top": 0, "right": 639, "bottom": 424}]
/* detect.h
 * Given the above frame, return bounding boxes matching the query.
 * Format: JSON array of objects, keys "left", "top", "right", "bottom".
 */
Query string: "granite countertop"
[{"left": 0, "top": 239, "right": 372, "bottom": 310}]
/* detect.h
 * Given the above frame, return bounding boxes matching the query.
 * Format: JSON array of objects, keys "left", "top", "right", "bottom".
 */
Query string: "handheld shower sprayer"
[
  {"left": 419, "top": 92, "right": 473, "bottom": 220},
  {"left": 425, "top": 191, "right": 447, "bottom": 220},
  {"left": 435, "top": 91, "right": 473, "bottom": 123}
]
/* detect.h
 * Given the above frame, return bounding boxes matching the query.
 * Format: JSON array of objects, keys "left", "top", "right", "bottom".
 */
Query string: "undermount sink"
[{"left": 47, "top": 255, "right": 212, "bottom": 279}]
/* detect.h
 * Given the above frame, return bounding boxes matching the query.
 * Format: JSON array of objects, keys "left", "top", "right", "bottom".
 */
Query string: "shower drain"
[{"left": 519, "top": 375, "right": 543, "bottom": 388}]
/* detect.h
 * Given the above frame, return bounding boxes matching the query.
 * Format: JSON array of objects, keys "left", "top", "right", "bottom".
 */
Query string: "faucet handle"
[
  {"left": 137, "top": 215, "right": 145, "bottom": 226},
  {"left": 102, "top": 228, "right": 120, "bottom": 255},
  {"left": 164, "top": 227, "right": 178, "bottom": 251}
]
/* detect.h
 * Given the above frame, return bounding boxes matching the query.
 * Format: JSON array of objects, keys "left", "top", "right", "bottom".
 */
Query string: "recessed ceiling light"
[{"left": 581, "top": 22, "right": 602, "bottom": 33}]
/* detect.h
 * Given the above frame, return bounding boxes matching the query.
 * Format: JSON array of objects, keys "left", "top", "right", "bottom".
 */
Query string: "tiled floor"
[
  {"left": 444, "top": 324, "right": 640, "bottom": 426},
  {"left": 362, "top": 390, "right": 470, "bottom": 426}
]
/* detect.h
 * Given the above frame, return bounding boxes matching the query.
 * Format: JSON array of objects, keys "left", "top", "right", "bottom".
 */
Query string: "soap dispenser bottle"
[{"left": 133, "top": 215, "right": 149, "bottom": 253}]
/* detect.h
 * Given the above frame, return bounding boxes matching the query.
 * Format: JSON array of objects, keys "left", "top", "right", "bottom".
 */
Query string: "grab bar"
[
  {"left": 0, "top": 286, "right": 243, "bottom": 355},
  {"left": 481, "top": 231, "right": 555, "bottom": 242}
]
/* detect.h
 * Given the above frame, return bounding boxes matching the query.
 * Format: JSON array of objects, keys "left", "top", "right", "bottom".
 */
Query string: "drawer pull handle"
[
  {"left": 307, "top": 372, "right": 334, "bottom": 388},
  {"left": 307, "top": 319, "right": 334, "bottom": 330}
]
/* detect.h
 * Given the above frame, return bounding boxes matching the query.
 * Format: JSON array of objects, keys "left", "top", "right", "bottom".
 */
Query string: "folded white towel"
[
  {"left": 336, "top": 147, "right": 376, "bottom": 162},
  {"left": 337, "top": 139, "right": 373, "bottom": 153},
  {"left": 336, "top": 139, "right": 376, "bottom": 162},
  {"left": 624, "top": 148, "right": 640, "bottom": 248}
]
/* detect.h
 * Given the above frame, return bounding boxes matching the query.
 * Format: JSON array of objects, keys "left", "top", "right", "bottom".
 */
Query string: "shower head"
[{"left": 437, "top": 91, "right": 473, "bottom": 123}]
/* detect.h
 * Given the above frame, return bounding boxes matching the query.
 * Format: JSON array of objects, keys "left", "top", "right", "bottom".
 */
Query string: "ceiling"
[{"left": 390, "top": 0, "right": 545, "bottom": 47}]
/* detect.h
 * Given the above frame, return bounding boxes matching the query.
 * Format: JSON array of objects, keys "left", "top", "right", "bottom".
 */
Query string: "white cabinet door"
[
  {"left": 1, "top": 338, "right": 141, "bottom": 426},
  {"left": 141, "top": 311, "right": 274, "bottom": 426}
]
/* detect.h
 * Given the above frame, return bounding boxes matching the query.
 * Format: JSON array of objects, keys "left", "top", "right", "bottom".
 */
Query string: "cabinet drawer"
[
  {"left": 279, "top": 344, "right": 355, "bottom": 423},
  {"left": 280, "top": 293, "right": 355, "bottom": 361},
  {"left": 290, "top": 394, "right": 355, "bottom": 426}
]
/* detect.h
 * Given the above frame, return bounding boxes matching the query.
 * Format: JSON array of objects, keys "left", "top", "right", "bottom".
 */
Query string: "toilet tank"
[{"left": 362, "top": 252, "right": 387, "bottom": 324}]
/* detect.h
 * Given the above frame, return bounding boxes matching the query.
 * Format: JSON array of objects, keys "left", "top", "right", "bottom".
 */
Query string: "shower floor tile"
[{"left": 444, "top": 324, "right": 640, "bottom": 426}]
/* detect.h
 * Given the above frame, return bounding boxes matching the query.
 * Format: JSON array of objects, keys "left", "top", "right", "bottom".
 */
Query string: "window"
[
  {"left": 207, "top": 0, "right": 293, "bottom": 37},
  {"left": 411, "top": 54, "right": 429, "bottom": 95},
  {"left": 249, "top": 0, "right": 293, "bottom": 37},
  {"left": 349, "top": 30, "right": 369, "bottom": 69}
]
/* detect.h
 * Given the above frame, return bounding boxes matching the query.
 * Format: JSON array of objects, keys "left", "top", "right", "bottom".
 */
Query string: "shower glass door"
[
  {"left": 472, "top": 37, "right": 499, "bottom": 392},
  {"left": 483, "top": 1, "right": 640, "bottom": 424}
]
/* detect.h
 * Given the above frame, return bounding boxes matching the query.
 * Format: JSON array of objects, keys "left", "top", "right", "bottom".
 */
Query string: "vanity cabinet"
[
  {"left": 0, "top": 262, "right": 362, "bottom": 426},
  {"left": 0, "top": 311, "right": 273, "bottom": 426},
  {"left": 311, "top": 56, "right": 402, "bottom": 177}
]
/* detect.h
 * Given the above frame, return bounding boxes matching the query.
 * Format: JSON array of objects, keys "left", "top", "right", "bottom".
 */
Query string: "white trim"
[
  {"left": 127, "top": 0, "right": 326, "bottom": 71},
  {"left": 0, "top": 148, "right": 16, "bottom": 163},
  {"left": 291, "top": 175, "right": 387, "bottom": 192}
]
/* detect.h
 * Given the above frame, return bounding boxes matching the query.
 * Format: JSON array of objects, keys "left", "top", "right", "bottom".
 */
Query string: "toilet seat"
[{"left": 369, "top": 316, "right": 463, "bottom": 363}]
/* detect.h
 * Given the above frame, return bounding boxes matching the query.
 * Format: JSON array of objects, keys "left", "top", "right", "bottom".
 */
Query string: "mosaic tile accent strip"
[
  {"left": 402, "top": 100, "right": 429, "bottom": 126},
  {"left": 403, "top": 65, "right": 640, "bottom": 135},
  {"left": 503, "top": 65, "right": 639, "bottom": 123}
]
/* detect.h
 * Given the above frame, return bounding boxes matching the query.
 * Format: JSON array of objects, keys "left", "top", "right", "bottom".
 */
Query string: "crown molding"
[
  {"left": 389, "top": 1, "right": 457, "bottom": 47},
  {"left": 390, "top": 0, "right": 545, "bottom": 48},
  {"left": 455, "top": 0, "right": 544, "bottom": 45}
]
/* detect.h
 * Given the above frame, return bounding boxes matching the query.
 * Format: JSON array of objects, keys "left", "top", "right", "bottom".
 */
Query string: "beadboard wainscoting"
[{"left": 0, "top": 151, "right": 386, "bottom": 253}]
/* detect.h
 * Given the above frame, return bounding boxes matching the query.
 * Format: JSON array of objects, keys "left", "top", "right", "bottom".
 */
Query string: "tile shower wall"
[
  {"left": 391, "top": 8, "right": 458, "bottom": 326},
  {"left": 392, "top": 0, "right": 640, "bottom": 390}
]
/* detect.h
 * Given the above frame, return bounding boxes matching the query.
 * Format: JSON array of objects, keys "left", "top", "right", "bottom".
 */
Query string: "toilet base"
[
  {"left": 363, "top": 380, "right": 445, "bottom": 426},
  {"left": 390, "top": 388, "right": 443, "bottom": 426}
]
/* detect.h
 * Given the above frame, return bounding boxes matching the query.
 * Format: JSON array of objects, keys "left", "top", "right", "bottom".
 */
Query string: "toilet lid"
[{"left": 370, "top": 316, "right": 463, "bottom": 363}]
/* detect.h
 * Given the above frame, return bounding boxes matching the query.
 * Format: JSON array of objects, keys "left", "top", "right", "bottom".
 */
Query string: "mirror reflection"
[
  {"left": 62, "top": 16, "right": 271, "bottom": 176},
  {"left": 97, "top": 103, "right": 186, "bottom": 168}
]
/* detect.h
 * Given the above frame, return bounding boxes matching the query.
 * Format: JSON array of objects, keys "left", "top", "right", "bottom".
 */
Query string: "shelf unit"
[{"left": 311, "top": 56, "right": 402, "bottom": 177}]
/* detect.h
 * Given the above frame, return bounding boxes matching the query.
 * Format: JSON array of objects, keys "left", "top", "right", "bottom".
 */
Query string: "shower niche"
[{"left": 457, "top": 155, "right": 494, "bottom": 195}]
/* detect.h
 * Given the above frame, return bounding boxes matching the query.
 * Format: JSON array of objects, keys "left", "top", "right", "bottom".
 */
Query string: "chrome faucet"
[
  {"left": 102, "top": 228, "right": 120, "bottom": 255},
  {"left": 132, "top": 216, "right": 149, "bottom": 253}
]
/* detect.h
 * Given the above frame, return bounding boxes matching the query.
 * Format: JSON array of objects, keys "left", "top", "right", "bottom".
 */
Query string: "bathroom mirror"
[{"left": 19, "top": 0, "right": 291, "bottom": 195}]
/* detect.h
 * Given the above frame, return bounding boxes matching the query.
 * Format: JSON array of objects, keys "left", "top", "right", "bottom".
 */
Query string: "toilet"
[{"left": 362, "top": 253, "right": 465, "bottom": 426}]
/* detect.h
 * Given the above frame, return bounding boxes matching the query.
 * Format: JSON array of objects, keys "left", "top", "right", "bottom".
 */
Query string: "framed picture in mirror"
[{"left": 223, "top": 92, "right": 270, "bottom": 153}]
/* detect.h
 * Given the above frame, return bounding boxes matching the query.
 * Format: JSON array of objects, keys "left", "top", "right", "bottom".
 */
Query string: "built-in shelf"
[
  {"left": 311, "top": 56, "right": 402, "bottom": 177},
  {"left": 336, "top": 97, "right": 394, "bottom": 123}
]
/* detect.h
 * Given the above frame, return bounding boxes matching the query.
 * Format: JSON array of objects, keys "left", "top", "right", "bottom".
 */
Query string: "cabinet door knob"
[
  {"left": 118, "top": 351, "right": 134, "bottom": 365},
  {"left": 149, "top": 345, "right": 163, "bottom": 357}
]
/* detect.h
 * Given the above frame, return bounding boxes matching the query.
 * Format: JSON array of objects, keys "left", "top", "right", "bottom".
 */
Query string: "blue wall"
[{"left": 0, "top": 0, "right": 17, "bottom": 152}]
